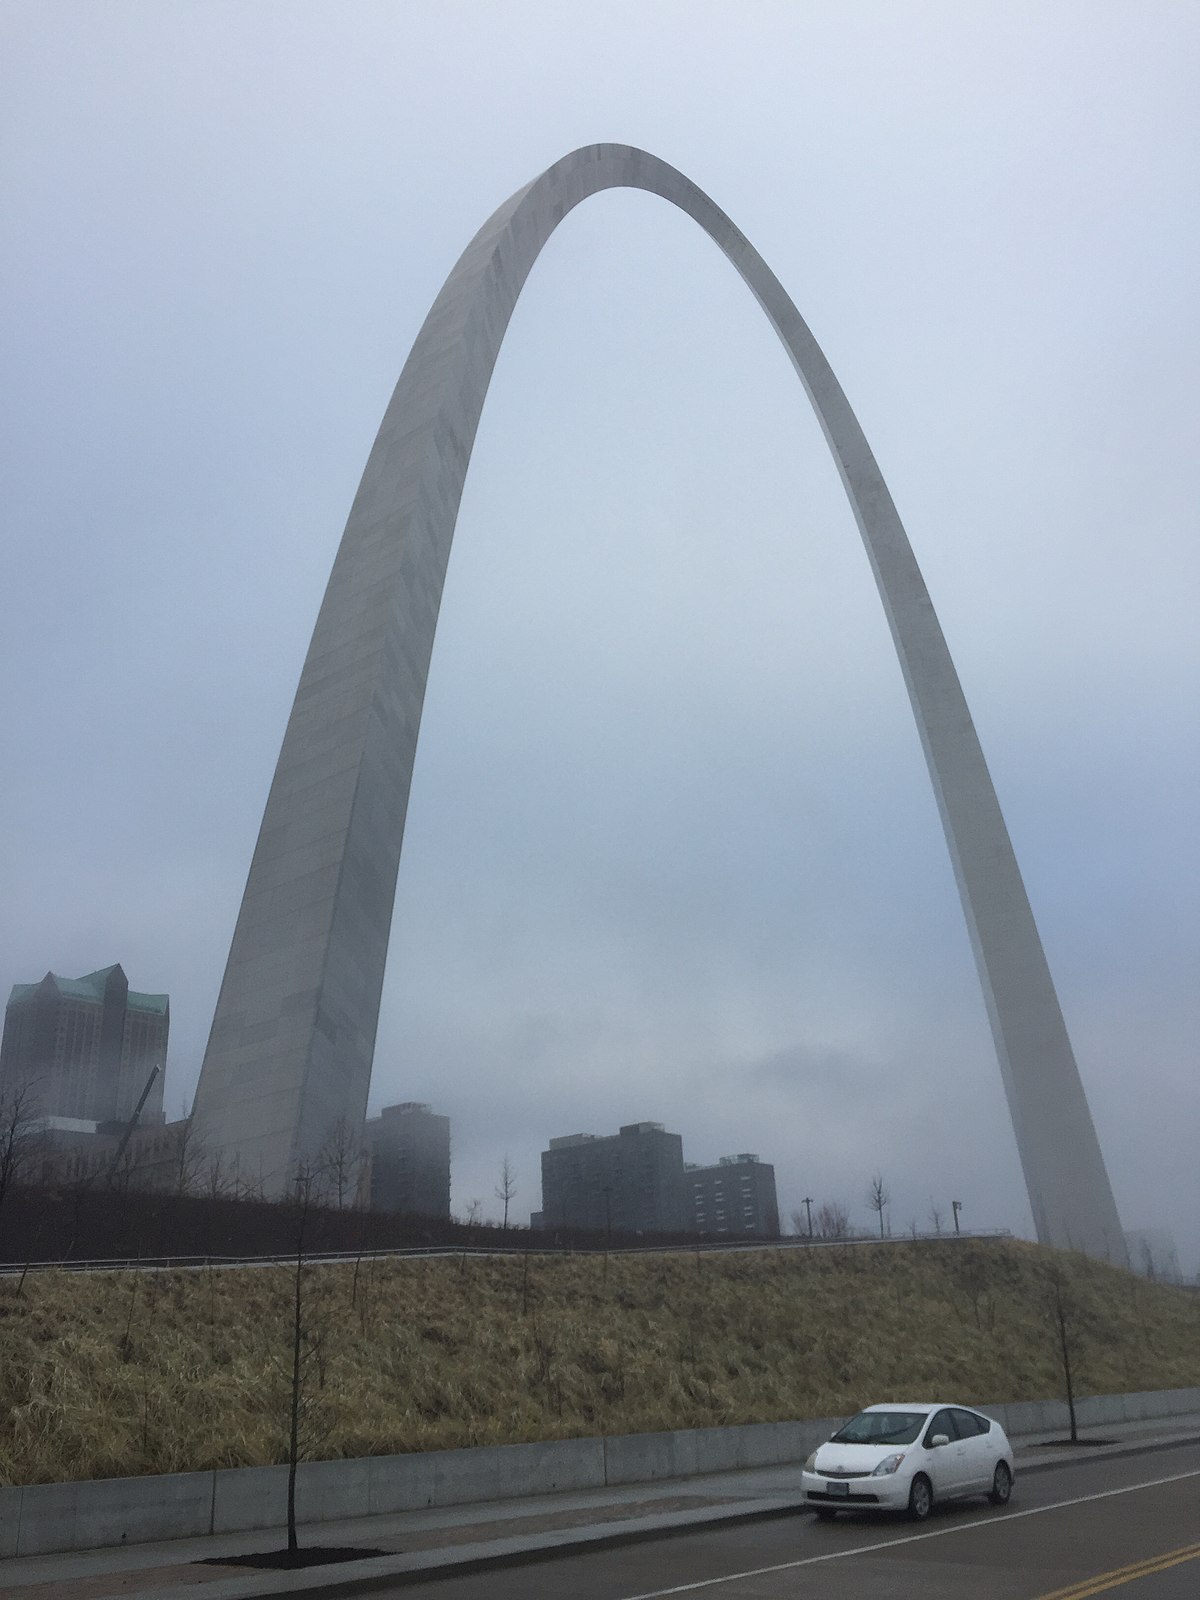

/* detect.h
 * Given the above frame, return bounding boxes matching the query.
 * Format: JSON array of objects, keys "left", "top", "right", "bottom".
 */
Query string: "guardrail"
[{"left": 0, "top": 1229, "right": 1013, "bottom": 1276}]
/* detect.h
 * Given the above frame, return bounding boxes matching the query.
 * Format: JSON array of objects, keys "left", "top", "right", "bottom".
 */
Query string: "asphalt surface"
[
  {"left": 379, "top": 1442, "right": 1200, "bottom": 1600},
  {"left": 3, "top": 1423, "right": 1197, "bottom": 1599}
]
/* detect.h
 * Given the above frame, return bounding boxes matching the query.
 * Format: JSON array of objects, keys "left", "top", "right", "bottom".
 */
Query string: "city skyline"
[{"left": 3, "top": 4, "right": 1196, "bottom": 1267}]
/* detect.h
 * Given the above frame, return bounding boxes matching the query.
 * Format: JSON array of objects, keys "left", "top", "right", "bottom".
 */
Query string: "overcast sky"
[{"left": 3, "top": 1, "right": 1197, "bottom": 1269}]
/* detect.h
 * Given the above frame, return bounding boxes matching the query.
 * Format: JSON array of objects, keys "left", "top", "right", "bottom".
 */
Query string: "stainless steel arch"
[{"left": 192, "top": 144, "right": 1123, "bottom": 1257}]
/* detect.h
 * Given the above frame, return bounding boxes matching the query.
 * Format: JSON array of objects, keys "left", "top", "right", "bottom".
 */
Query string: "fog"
[{"left": 3, "top": 2, "right": 1196, "bottom": 1268}]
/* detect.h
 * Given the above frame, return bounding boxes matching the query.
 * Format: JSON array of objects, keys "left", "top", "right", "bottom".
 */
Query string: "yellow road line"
[{"left": 1034, "top": 1542, "right": 1200, "bottom": 1599}]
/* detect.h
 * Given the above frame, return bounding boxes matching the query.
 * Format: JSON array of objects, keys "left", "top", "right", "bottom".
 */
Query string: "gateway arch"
[{"left": 191, "top": 144, "right": 1123, "bottom": 1259}]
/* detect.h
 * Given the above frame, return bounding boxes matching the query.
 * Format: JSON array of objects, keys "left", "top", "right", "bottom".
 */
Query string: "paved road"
[{"left": 380, "top": 1442, "right": 1200, "bottom": 1599}]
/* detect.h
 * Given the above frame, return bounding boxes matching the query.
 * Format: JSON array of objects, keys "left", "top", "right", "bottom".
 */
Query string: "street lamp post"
[
  {"left": 802, "top": 1197, "right": 814, "bottom": 1238},
  {"left": 952, "top": 1200, "right": 963, "bottom": 1236}
]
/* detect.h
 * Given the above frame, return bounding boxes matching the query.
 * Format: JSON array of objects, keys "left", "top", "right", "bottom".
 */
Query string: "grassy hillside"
[{"left": 1, "top": 1238, "right": 1196, "bottom": 1486}]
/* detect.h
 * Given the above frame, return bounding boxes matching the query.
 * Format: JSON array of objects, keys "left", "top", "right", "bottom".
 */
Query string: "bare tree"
[
  {"left": 813, "top": 1200, "right": 851, "bottom": 1240},
  {"left": 107, "top": 1136, "right": 148, "bottom": 1244},
  {"left": 0, "top": 1079, "right": 43, "bottom": 1224},
  {"left": 867, "top": 1174, "right": 890, "bottom": 1239},
  {"left": 63, "top": 1147, "right": 109, "bottom": 1259},
  {"left": 464, "top": 1198, "right": 483, "bottom": 1227},
  {"left": 1046, "top": 1264, "right": 1083, "bottom": 1443},
  {"left": 282, "top": 1162, "right": 334, "bottom": 1555},
  {"left": 928, "top": 1200, "right": 944, "bottom": 1236},
  {"left": 204, "top": 1150, "right": 232, "bottom": 1202},
  {"left": 108, "top": 1139, "right": 142, "bottom": 1195},
  {"left": 316, "top": 1115, "right": 365, "bottom": 1211},
  {"left": 172, "top": 1101, "right": 208, "bottom": 1196},
  {"left": 285, "top": 1166, "right": 311, "bottom": 1555},
  {"left": 494, "top": 1155, "right": 517, "bottom": 1230}
]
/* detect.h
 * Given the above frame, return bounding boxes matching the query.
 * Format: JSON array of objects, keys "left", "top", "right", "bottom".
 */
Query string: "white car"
[{"left": 801, "top": 1403, "right": 1015, "bottom": 1521}]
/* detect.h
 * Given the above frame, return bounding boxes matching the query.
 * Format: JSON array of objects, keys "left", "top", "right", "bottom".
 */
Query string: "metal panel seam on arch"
[{"left": 189, "top": 143, "right": 1124, "bottom": 1261}]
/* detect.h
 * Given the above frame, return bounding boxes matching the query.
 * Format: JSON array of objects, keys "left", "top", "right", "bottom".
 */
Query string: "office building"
[
  {"left": 364, "top": 1101, "right": 450, "bottom": 1218},
  {"left": 688, "top": 1154, "right": 780, "bottom": 1238},
  {"left": 1, "top": 964, "right": 167, "bottom": 1126},
  {"left": 539, "top": 1121, "right": 688, "bottom": 1235}
]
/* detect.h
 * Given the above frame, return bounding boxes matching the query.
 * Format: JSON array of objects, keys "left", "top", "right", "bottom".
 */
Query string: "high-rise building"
[
  {"left": 1, "top": 964, "right": 167, "bottom": 1126},
  {"left": 688, "top": 1154, "right": 780, "bottom": 1238},
  {"left": 539, "top": 1121, "right": 688, "bottom": 1235},
  {"left": 364, "top": 1102, "right": 450, "bottom": 1218}
]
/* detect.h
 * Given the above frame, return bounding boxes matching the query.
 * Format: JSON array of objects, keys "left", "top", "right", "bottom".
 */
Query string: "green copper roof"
[
  {"left": 57, "top": 972, "right": 114, "bottom": 1001},
  {"left": 5, "top": 966, "right": 168, "bottom": 1014},
  {"left": 128, "top": 991, "right": 169, "bottom": 1015}
]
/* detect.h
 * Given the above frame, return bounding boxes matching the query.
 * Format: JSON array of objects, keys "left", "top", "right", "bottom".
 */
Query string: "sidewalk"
[{"left": 2, "top": 1415, "right": 1197, "bottom": 1600}]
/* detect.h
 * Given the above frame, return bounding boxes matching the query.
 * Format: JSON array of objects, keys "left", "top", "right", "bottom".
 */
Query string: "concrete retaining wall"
[
  {"left": 4, "top": 1387, "right": 1198, "bottom": 1558},
  {"left": 984, "top": 1386, "right": 1200, "bottom": 1441},
  {"left": 603, "top": 1418, "right": 842, "bottom": 1485}
]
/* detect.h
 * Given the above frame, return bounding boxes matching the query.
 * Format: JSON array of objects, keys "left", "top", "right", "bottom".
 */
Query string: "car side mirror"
[{"left": 929, "top": 1433, "right": 950, "bottom": 1448}]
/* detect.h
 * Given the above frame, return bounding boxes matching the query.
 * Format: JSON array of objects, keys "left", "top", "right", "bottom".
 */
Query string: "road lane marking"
[
  {"left": 614, "top": 1468, "right": 1200, "bottom": 1600},
  {"left": 1034, "top": 1541, "right": 1200, "bottom": 1599}
]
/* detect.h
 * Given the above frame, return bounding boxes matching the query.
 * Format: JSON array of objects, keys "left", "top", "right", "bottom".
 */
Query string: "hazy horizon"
[{"left": 3, "top": 2, "right": 1196, "bottom": 1271}]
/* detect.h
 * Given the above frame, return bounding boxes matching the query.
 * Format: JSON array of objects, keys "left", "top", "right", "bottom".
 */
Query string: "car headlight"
[
  {"left": 871, "top": 1453, "right": 907, "bottom": 1476},
  {"left": 804, "top": 1451, "right": 818, "bottom": 1471}
]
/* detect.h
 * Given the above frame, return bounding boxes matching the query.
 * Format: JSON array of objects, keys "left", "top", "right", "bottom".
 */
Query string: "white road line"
[{"left": 615, "top": 1467, "right": 1200, "bottom": 1600}]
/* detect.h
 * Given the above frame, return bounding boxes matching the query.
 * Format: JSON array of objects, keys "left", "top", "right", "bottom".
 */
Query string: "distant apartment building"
[
  {"left": 688, "top": 1153, "right": 780, "bottom": 1238},
  {"left": 539, "top": 1121, "right": 688, "bottom": 1235},
  {"left": 364, "top": 1102, "right": 451, "bottom": 1218},
  {"left": 32, "top": 1117, "right": 185, "bottom": 1190},
  {"left": 1, "top": 964, "right": 167, "bottom": 1127}
]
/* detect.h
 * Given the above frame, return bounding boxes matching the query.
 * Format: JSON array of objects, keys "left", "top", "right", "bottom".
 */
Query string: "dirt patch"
[{"left": 201, "top": 1545, "right": 384, "bottom": 1570}]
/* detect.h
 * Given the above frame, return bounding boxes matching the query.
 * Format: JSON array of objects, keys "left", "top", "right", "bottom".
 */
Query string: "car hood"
[{"left": 812, "top": 1441, "right": 912, "bottom": 1473}]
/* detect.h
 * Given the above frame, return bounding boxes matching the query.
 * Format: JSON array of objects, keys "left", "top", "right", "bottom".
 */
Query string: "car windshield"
[{"left": 830, "top": 1410, "right": 928, "bottom": 1446}]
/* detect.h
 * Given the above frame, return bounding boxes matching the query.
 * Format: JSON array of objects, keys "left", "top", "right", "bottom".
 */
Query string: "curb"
[
  {"left": 140, "top": 1499, "right": 806, "bottom": 1600},
  {"left": 1018, "top": 1431, "right": 1200, "bottom": 1476},
  {"left": 145, "top": 1430, "right": 1200, "bottom": 1600}
]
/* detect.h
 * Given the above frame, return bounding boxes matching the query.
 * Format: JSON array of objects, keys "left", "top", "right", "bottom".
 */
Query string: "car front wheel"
[
  {"left": 907, "top": 1474, "right": 933, "bottom": 1521},
  {"left": 988, "top": 1461, "right": 1012, "bottom": 1506}
]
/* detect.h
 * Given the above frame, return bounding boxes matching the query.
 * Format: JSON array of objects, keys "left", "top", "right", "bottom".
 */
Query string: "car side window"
[
  {"left": 924, "top": 1409, "right": 954, "bottom": 1446},
  {"left": 951, "top": 1408, "right": 983, "bottom": 1438}
]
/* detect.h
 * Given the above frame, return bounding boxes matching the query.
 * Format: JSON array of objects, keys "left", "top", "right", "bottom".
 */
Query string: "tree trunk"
[
  {"left": 1055, "top": 1281, "right": 1078, "bottom": 1442},
  {"left": 287, "top": 1211, "right": 305, "bottom": 1553}
]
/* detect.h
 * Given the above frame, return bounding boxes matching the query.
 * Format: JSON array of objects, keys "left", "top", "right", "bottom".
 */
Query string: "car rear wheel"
[
  {"left": 988, "top": 1461, "right": 1012, "bottom": 1506},
  {"left": 908, "top": 1474, "right": 933, "bottom": 1521},
  {"left": 815, "top": 1506, "right": 838, "bottom": 1521}
]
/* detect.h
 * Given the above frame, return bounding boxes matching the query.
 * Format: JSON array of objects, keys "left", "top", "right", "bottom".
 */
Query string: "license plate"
[{"left": 826, "top": 1480, "right": 849, "bottom": 1496}]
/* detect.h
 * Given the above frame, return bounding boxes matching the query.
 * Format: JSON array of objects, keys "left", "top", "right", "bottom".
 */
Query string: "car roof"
[
  {"left": 860, "top": 1402, "right": 995, "bottom": 1416},
  {"left": 861, "top": 1403, "right": 938, "bottom": 1413}
]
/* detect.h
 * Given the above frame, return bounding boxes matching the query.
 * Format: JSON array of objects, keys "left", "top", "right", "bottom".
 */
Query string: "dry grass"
[{"left": 1, "top": 1238, "right": 1196, "bottom": 1486}]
